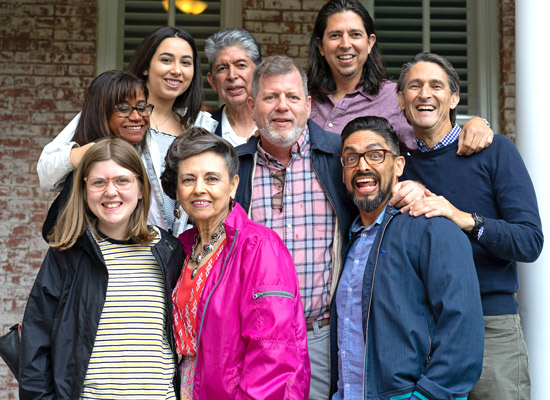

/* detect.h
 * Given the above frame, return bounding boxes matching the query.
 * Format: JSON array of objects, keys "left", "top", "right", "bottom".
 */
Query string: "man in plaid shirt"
[{"left": 235, "top": 55, "right": 354, "bottom": 399}]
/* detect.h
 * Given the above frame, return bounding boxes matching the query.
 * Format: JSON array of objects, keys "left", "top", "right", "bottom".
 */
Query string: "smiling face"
[
  {"left": 145, "top": 37, "right": 194, "bottom": 104},
  {"left": 176, "top": 152, "right": 239, "bottom": 230},
  {"left": 86, "top": 159, "right": 143, "bottom": 240},
  {"left": 207, "top": 46, "right": 256, "bottom": 110},
  {"left": 342, "top": 130, "right": 404, "bottom": 220},
  {"left": 317, "top": 10, "right": 376, "bottom": 87},
  {"left": 248, "top": 69, "right": 311, "bottom": 149},
  {"left": 397, "top": 61, "right": 460, "bottom": 143},
  {"left": 108, "top": 89, "right": 149, "bottom": 144}
]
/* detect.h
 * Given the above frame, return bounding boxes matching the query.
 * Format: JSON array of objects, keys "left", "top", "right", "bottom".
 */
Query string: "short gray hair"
[
  {"left": 251, "top": 55, "right": 308, "bottom": 100},
  {"left": 160, "top": 127, "right": 239, "bottom": 200},
  {"left": 397, "top": 52, "right": 460, "bottom": 125},
  {"left": 204, "top": 28, "right": 261, "bottom": 72}
]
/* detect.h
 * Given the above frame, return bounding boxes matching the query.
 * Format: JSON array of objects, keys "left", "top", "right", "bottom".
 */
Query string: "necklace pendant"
[
  {"left": 191, "top": 268, "right": 198, "bottom": 279},
  {"left": 203, "top": 243, "right": 214, "bottom": 252}
]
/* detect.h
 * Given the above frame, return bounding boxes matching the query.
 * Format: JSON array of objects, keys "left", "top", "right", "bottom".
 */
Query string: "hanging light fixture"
[{"left": 162, "top": 0, "right": 208, "bottom": 15}]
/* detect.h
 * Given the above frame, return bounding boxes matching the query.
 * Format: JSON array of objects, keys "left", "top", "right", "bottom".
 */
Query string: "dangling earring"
[
  {"left": 229, "top": 197, "right": 235, "bottom": 211},
  {"left": 174, "top": 201, "right": 181, "bottom": 219}
]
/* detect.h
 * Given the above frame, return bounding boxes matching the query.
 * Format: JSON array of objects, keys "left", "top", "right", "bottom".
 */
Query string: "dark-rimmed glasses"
[
  {"left": 340, "top": 149, "right": 396, "bottom": 168},
  {"left": 114, "top": 104, "right": 154, "bottom": 118},
  {"left": 271, "top": 169, "right": 286, "bottom": 212},
  {"left": 84, "top": 175, "right": 137, "bottom": 192}
]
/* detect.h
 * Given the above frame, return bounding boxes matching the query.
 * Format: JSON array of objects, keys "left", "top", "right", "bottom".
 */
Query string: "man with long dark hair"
[{"left": 307, "top": 0, "right": 493, "bottom": 155}]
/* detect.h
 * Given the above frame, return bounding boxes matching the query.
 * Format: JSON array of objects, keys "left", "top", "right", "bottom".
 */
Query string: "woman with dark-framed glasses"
[
  {"left": 20, "top": 139, "right": 184, "bottom": 399},
  {"left": 41, "top": 70, "right": 164, "bottom": 240}
]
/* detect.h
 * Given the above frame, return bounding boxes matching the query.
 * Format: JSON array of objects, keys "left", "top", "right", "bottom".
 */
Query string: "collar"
[
  {"left": 327, "top": 86, "right": 370, "bottom": 103},
  {"left": 349, "top": 205, "right": 386, "bottom": 240},
  {"left": 416, "top": 123, "right": 461, "bottom": 152},
  {"left": 256, "top": 126, "right": 310, "bottom": 168}
]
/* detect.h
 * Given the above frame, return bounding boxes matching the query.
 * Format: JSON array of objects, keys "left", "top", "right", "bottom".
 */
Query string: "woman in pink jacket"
[{"left": 160, "top": 127, "right": 310, "bottom": 399}]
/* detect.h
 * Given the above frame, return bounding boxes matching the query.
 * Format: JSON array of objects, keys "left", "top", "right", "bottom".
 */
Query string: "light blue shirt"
[{"left": 333, "top": 210, "right": 385, "bottom": 400}]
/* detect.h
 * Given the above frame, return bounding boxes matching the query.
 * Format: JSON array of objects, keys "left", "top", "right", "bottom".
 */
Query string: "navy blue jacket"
[
  {"left": 211, "top": 105, "right": 224, "bottom": 137},
  {"left": 402, "top": 135, "right": 544, "bottom": 315},
  {"left": 330, "top": 206, "right": 485, "bottom": 400},
  {"left": 19, "top": 228, "right": 183, "bottom": 400},
  {"left": 234, "top": 119, "right": 355, "bottom": 263}
]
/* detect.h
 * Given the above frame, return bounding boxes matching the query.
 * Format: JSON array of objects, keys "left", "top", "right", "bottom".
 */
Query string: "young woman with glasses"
[
  {"left": 38, "top": 27, "right": 218, "bottom": 238},
  {"left": 20, "top": 138, "right": 184, "bottom": 399}
]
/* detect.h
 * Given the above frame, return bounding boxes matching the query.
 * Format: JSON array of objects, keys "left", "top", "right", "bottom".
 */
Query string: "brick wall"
[
  {"left": 499, "top": 0, "right": 516, "bottom": 140},
  {"left": 0, "top": 0, "right": 97, "bottom": 396},
  {"left": 243, "top": 0, "right": 326, "bottom": 68}
]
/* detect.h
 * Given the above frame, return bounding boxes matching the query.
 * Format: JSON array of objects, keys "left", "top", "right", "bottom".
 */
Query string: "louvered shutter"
[
  {"left": 373, "top": 0, "right": 470, "bottom": 117},
  {"left": 122, "top": 0, "right": 222, "bottom": 107}
]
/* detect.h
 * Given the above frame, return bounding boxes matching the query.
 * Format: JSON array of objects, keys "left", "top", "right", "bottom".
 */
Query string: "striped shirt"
[
  {"left": 80, "top": 234, "right": 176, "bottom": 400},
  {"left": 250, "top": 128, "right": 335, "bottom": 322}
]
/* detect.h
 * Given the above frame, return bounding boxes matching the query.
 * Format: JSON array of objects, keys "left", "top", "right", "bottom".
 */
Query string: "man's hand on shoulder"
[
  {"left": 408, "top": 189, "right": 475, "bottom": 231},
  {"left": 457, "top": 116, "right": 493, "bottom": 156},
  {"left": 389, "top": 180, "right": 426, "bottom": 213}
]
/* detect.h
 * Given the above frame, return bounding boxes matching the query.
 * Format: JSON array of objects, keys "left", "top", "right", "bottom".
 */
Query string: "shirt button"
[
  {"left": 362, "top": 232, "right": 367, "bottom": 237},
  {"left": 341, "top": 350, "right": 346, "bottom": 357},
  {"left": 287, "top": 224, "right": 292, "bottom": 229},
  {"left": 345, "top": 384, "right": 350, "bottom": 388},
  {"left": 348, "top": 287, "right": 352, "bottom": 293},
  {"left": 354, "top": 259, "right": 359, "bottom": 264},
  {"left": 286, "top": 195, "right": 292, "bottom": 201},
  {"left": 328, "top": 122, "right": 334, "bottom": 128},
  {"left": 345, "top": 317, "right": 349, "bottom": 323}
]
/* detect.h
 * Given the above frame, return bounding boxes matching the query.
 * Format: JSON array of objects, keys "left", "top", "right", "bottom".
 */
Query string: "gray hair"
[
  {"left": 397, "top": 52, "right": 460, "bottom": 125},
  {"left": 251, "top": 55, "right": 308, "bottom": 100},
  {"left": 160, "top": 127, "right": 239, "bottom": 200},
  {"left": 204, "top": 28, "right": 261, "bottom": 72}
]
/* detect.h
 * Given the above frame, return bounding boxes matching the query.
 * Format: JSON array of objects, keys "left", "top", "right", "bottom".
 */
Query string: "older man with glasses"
[{"left": 234, "top": 55, "right": 354, "bottom": 399}]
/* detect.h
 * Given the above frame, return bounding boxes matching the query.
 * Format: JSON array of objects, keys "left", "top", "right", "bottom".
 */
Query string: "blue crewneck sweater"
[{"left": 402, "top": 134, "right": 543, "bottom": 315}]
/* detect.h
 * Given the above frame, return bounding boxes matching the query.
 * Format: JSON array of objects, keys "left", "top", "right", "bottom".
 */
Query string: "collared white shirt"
[{"left": 221, "top": 107, "right": 256, "bottom": 147}]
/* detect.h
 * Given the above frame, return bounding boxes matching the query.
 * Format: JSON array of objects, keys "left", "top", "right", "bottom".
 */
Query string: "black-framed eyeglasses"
[
  {"left": 271, "top": 169, "right": 286, "bottom": 212},
  {"left": 84, "top": 175, "right": 137, "bottom": 192},
  {"left": 339, "top": 149, "right": 396, "bottom": 168},
  {"left": 114, "top": 103, "right": 154, "bottom": 118}
]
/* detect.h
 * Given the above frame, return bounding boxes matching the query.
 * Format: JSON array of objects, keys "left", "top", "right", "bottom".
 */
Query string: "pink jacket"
[{"left": 178, "top": 203, "right": 310, "bottom": 399}]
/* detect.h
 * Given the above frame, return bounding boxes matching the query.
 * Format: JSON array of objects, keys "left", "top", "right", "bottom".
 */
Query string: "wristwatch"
[{"left": 468, "top": 213, "right": 484, "bottom": 239}]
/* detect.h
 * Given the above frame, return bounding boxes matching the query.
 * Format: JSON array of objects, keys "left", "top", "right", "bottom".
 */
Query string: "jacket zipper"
[
  {"left": 362, "top": 212, "right": 395, "bottom": 399},
  {"left": 252, "top": 290, "right": 294, "bottom": 299},
  {"left": 193, "top": 229, "right": 239, "bottom": 385}
]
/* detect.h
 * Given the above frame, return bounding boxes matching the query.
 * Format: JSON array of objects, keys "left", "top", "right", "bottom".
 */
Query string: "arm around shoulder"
[{"left": 37, "top": 113, "right": 81, "bottom": 192}]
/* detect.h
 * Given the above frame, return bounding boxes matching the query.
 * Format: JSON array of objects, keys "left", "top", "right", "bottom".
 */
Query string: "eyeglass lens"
[{"left": 115, "top": 104, "right": 153, "bottom": 117}]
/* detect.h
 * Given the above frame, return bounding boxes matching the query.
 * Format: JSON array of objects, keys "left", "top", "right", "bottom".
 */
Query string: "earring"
[
  {"left": 174, "top": 202, "right": 181, "bottom": 219},
  {"left": 143, "top": 70, "right": 148, "bottom": 76},
  {"left": 229, "top": 197, "right": 235, "bottom": 211}
]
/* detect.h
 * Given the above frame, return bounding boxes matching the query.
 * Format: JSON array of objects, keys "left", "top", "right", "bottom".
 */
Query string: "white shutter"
[{"left": 122, "top": 0, "right": 222, "bottom": 107}]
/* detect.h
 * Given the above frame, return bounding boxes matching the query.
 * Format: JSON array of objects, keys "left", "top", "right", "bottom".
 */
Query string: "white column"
[{"left": 515, "top": 1, "right": 550, "bottom": 397}]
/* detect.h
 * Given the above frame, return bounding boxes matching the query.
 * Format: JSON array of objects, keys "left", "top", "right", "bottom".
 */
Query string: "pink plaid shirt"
[{"left": 251, "top": 128, "right": 335, "bottom": 322}]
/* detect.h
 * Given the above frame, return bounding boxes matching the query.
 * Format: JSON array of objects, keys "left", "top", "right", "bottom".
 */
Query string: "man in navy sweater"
[{"left": 397, "top": 52, "right": 544, "bottom": 400}]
